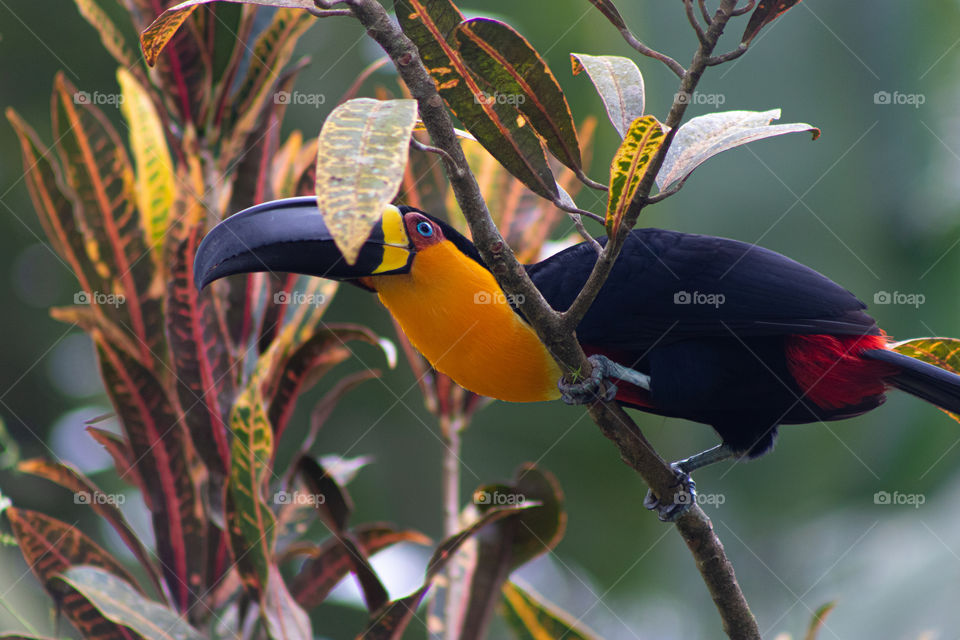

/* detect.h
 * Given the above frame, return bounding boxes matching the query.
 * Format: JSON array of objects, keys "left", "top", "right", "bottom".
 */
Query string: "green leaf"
[
  {"left": 74, "top": 0, "right": 141, "bottom": 71},
  {"left": 0, "top": 417, "right": 20, "bottom": 470},
  {"left": 166, "top": 223, "right": 234, "bottom": 478},
  {"left": 571, "top": 53, "right": 644, "bottom": 139},
  {"left": 742, "top": 0, "right": 803, "bottom": 45},
  {"left": 262, "top": 565, "right": 312, "bottom": 640},
  {"left": 58, "top": 566, "right": 205, "bottom": 640},
  {"left": 892, "top": 338, "right": 960, "bottom": 423},
  {"left": 586, "top": 0, "right": 627, "bottom": 30},
  {"left": 51, "top": 73, "right": 161, "bottom": 363},
  {"left": 117, "top": 67, "right": 175, "bottom": 266},
  {"left": 140, "top": 0, "right": 212, "bottom": 124},
  {"left": 5, "top": 508, "right": 141, "bottom": 640},
  {"left": 396, "top": 0, "right": 559, "bottom": 201},
  {"left": 804, "top": 601, "right": 836, "bottom": 640},
  {"left": 267, "top": 325, "right": 385, "bottom": 439},
  {"left": 605, "top": 115, "right": 665, "bottom": 236},
  {"left": 85, "top": 427, "right": 148, "bottom": 498},
  {"left": 17, "top": 459, "right": 162, "bottom": 596},
  {"left": 140, "top": 0, "right": 318, "bottom": 66},
  {"left": 454, "top": 18, "right": 581, "bottom": 172},
  {"left": 6, "top": 108, "right": 108, "bottom": 315},
  {"left": 456, "top": 464, "right": 566, "bottom": 640},
  {"left": 501, "top": 581, "right": 601, "bottom": 640},
  {"left": 316, "top": 98, "right": 418, "bottom": 264},
  {"left": 96, "top": 340, "right": 206, "bottom": 612},
  {"left": 227, "top": 10, "right": 313, "bottom": 152},
  {"left": 291, "top": 524, "right": 431, "bottom": 608},
  {"left": 655, "top": 109, "right": 819, "bottom": 191},
  {"left": 297, "top": 457, "right": 389, "bottom": 612},
  {"left": 359, "top": 502, "right": 538, "bottom": 639},
  {"left": 227, "top": 369, "right": 276, "bottom": 591}
]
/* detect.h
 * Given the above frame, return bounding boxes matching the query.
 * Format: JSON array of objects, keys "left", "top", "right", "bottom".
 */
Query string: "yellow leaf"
[{"left": 117, "top": 67, "right": 175, "bottom": 266}]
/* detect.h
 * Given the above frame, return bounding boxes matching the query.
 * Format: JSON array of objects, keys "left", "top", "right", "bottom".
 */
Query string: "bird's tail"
[{"left": 863, "top": 348, "right": 960, "bottom": 414}]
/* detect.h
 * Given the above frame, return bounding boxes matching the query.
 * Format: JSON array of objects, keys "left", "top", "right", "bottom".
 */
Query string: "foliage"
[{"left": 2, "top": 0, "right": 853, "bottom": 638}]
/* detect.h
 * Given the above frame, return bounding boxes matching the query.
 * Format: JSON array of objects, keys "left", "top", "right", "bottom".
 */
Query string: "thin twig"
[
  {"left": 554, "top": 199, "right": 604, "bottom": 224},
  {"left": 699, "top": 0, "right": 713, "bottom": 24},
  {"left": 619, "top": 29, "right": 686, "bottom": 78},
  {"left": 707, "top": 43, "right": 749, "bottom": 65},
  {"left": 570, "top": 214, "right": 603, "bottom": 254},
  {"left": 732, "top": 0, "right": 756, "bottom": 17},
  {"left": 574, "top": 167, "right": 608, "bottom": 191},
  {"left": 684, "top": 0, "right": 709, "bottom": 44},
  {"left": 307, "top": 7, "right": 351, "bottom": 17},
  {"left": 410, "top": 138, "right": 458, "bottom": 168},
  {"left": 643, "top": 178, "right": 686, "bottom": 205}
]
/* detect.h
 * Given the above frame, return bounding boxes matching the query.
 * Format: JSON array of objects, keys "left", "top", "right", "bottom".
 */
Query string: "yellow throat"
[{"left": 372, "top": 240, "right": 562, "bottom": 402}]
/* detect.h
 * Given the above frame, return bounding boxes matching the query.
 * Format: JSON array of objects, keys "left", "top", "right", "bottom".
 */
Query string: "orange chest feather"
[{"left": 371, "top": 242, "right": 561, "bottom": 402}]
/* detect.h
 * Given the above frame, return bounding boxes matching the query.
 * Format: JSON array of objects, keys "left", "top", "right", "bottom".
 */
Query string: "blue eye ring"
[{"left": 416, "top": 220, "right": 434, "bottom": 237}]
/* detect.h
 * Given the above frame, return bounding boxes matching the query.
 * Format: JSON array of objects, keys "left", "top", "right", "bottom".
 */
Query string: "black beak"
[{"left": 194, "top": 196, "right": 412, "bottom": 290}]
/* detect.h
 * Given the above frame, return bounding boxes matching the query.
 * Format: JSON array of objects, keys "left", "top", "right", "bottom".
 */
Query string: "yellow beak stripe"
[{"left": 372, "top": 205, "right": 411, "bottom": 274}]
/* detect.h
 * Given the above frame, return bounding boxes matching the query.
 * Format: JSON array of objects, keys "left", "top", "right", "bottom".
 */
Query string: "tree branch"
[{"left": 339, "top": 0, "right": 760, "bottom": 637}]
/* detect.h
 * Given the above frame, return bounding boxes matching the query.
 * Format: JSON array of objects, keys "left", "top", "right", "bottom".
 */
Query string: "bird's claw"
[
  {"left": 643, "top": 466, "right": 697, "bottom": 522},
  {"left": 558, "top": 355, "right": 619, "bottom": 405}
]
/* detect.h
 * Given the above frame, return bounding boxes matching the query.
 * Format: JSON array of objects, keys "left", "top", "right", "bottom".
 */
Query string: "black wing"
[{"left": 527, "top": 228, "right": 878, "bottom": 350}]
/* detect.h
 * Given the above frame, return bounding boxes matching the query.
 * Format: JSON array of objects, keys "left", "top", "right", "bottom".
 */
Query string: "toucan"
[{"left": 194, "top": 196, "right": 960, "bottom": 519}]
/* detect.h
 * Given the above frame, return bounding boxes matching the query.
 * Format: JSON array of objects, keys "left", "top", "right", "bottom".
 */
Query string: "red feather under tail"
[{"left": 785, "top": 333, "right": 900, "bottom": 410}]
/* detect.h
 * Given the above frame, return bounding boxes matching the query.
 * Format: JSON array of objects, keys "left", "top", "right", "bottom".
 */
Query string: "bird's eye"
[{"left": 416, "top": 220, "right": 434, "bottom": 237}]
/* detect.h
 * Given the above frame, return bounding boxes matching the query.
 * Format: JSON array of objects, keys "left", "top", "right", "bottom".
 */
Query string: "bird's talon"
[
  {"left": 558, "top": 355, "right": 619, "bottom": 405},
  {"left": 644, "top": 468, "right": 696, "bottom": 522}
]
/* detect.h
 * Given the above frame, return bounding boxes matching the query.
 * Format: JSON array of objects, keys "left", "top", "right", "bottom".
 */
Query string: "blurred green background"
[{"left": 2, "top": 1, "right": 960, "bottom": 638}]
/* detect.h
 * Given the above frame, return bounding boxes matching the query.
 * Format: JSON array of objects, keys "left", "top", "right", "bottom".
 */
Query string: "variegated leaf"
[
  {"left": 117, "top": 68, "right": 175, "bottom": 267},
  {"left": 606, "top": 115, "right": 665, "bottom": 236},
  {"left": 571, "top": 53, "right": 644, "bottom": 139},
  {"left": 6, "top": 508, "right": 141, "bottom": 640},
  {"left": 316, "top": 98, "right": 418, "bottom": 264},
  {"left": 96, "top": 340, "right": 206, "bottom": 612},
  {"left": 58, "top": 566, "right": 204, "bottom": 640}
]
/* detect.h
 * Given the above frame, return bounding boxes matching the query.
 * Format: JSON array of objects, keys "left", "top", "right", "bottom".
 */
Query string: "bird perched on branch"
[{"left": 195, "top": 197, "right": 960, "bottom": 520}]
